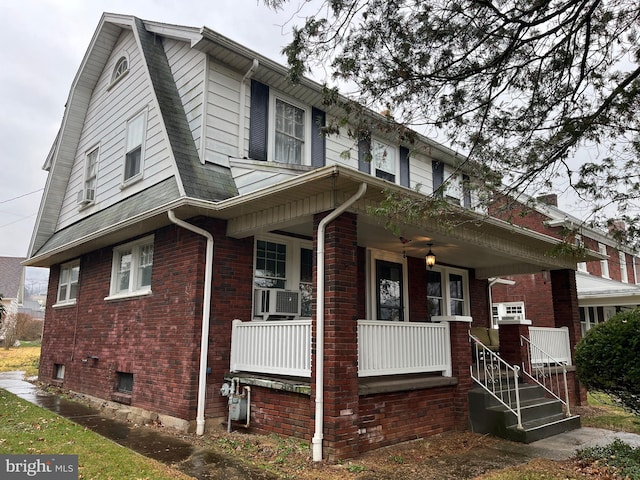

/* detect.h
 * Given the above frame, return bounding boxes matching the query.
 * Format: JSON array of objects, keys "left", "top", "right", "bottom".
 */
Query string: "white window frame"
[
  {"left": 575, "top": 234, "right": 587, "bottom": 272},
  {"left": 122, "top": 109, "right": 147, "bottom": 185},
  {"left": 619, "top": 251, "right": 628, "bottom": 283},
  {"left": 371, "top": 139, "right": 399, "bottom": 184},
  {"left": 253, "top": 234, "right": 313, "bottom": 319},
  {"left": 109, "top": 55, "right": 129, "bottom": 89},
  {"left": 78, "top": 145, "right": 99, "bottom": 207},
  {"left": 366, "top": 249, "right": 409, "bottom": 321},
  {"left": 268, "top": 92, "right": 311, "bottom": 165},
  {"left": 55, "top": 260, "right": 80, "bottom": 306},
  {"left": 107, "top": 236, "right": 154, "bottom": 300},
  {"left": 492, "top": 301, "right": 526, "bottom": 328},
  {"left": 426, "top": 265, "right": 470, "bottom": 318},
  {"left": 598, "top": 243, "right": 609, "bottom": 279}
]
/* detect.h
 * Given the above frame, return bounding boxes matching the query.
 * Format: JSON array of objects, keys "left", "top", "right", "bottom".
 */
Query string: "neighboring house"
[
  {"left": 26, "top": 14, "right": 597, "bottom": 461},
  {"left": 491, "top": 194, "right": 640, "bottom": 336},
  {"left": 0, "top": 256, "right": 26, "bottom": 340}
]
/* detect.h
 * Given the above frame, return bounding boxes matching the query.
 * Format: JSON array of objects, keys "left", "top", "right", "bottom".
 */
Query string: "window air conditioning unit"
[
  {"left": 77, "top": 188, "right": 95, "bottom": 205},
  {"left": 254, "top": 289, "right": 301, "bottom": 320}
]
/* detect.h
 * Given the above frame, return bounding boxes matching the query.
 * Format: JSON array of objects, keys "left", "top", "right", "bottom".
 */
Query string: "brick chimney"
[{"left": 536, "top": 193, "right": 558, "bottom": 207}]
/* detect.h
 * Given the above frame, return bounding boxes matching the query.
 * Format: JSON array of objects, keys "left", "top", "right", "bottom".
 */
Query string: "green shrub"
[{"left": 575, "top": 309, "right": 640, "bottom": 413}]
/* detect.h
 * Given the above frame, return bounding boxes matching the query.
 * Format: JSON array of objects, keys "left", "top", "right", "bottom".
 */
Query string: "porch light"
[{"left": 426, "top": 244, "right": 436, "bottom": 269}]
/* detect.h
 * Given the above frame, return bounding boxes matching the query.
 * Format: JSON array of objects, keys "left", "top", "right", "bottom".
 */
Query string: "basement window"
[
  {"left": 116, "top": 372, "right": 134, "bottom": 394},
  {"left": 54, "top": 364, "right": 65, "bottom": 380}
]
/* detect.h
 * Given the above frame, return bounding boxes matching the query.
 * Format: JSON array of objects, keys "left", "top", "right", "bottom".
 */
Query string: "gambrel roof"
[
  {"left": 29, "top": 14, "right": 238, "bottom": 261},
  {"left": 26, "top": 14, "right": 602, "bottom": 277}
]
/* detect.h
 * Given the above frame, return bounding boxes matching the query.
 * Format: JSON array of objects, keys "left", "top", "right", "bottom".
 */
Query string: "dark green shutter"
[
  {"left": 249, "top": 80, "right": 269, "bottom": 161},
  {"left": 311, "top": 107, "right": 326, "bottom": 167},
  {"left": 400, "top": 146, "right": 410, "bottom": 187},
  {"left": 358, "top": 134, "right": 371, "bottom": 174}
]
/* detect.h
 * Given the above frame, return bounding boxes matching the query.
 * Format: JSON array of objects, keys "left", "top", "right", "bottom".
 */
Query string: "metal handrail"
[
  {"left": 520, "top": 335, "right": 572, "bottom": 417},
  {"left": 469, "top": 334, "right": 523, "bottom": 430}
]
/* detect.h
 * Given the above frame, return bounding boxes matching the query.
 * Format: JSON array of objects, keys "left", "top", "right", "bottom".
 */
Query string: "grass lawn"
[
  {"left": 0, "top": 388, "right": 192, "bottom": 480},
  {"left": 579, "top": 391, "right": 640, "bottom": 435},
  {"left": 0, "top": 345, "right": 40, "bottom": 377}
]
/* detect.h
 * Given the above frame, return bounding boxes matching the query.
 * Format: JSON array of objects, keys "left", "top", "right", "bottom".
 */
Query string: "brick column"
[
  {"left": 497, "top": 319, "right": 531, "bottom": 367},
  {"left": 312, "top": 211, "right": 360, "bottom": 461},
  {"left": 550, "top": 269, "right": 587, "bottom": 404},
  {"left": 433, "top": 315, "right": 472, "bottom": 429}
]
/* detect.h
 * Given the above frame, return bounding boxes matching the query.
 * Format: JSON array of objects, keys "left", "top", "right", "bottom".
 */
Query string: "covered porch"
[{"left": 209, "top": 165, "right": 596, "bottom": 460}]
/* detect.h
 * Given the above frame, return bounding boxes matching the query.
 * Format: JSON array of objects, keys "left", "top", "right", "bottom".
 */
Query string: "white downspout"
[
  {"left": 238, "top": 59, "right": 259, "bottom": 158},
  {"left": 168, "top": 210, "right": 213, "bottom": 436},
  {"left": 312, "top": 182, "right": 367, "bottom": 462}
]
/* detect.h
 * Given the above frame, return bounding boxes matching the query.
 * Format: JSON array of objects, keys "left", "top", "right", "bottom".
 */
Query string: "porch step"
[{"left": 468, "top": 383, "right": 580, "bottom": 443}]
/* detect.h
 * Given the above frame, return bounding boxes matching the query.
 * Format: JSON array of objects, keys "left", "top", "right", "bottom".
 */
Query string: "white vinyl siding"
[
  {"left": 207, "top": 62, "right": 242, "bottom": 166},
  {"left": 164, "top": 38, "right": 205, "bottom": 161},
  {"left": 56, "top": 30, "right": 178, "bottom": 231}
]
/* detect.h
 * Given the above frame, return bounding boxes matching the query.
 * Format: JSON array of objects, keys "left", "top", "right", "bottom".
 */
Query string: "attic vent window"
[{"left": 110, "top": 56, "right": 129, "bottom": 87}]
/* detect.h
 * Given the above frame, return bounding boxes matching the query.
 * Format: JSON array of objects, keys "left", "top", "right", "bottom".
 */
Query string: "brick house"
[
  {"left": 26, "top": 14, "right": 596, "bottom": 461},
  {"left": 491, "top": 194, "right": 640, "bottom": 335}
]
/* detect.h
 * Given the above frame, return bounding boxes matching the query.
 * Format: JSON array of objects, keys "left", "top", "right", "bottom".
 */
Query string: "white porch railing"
[
  {"left": 528, "top": 326, "right": 572, "bottom": 365},
  {"left": 229, "top": 319, "right": 453, "bottom": 378},
  {"left": 470, "top": 333, "right": 523, "bottom": 430},
  {"left": 230, "top": 319, "right": 312, "bottom": 377},
  {"left": 358, "top": 320, "right": 451, "bottom": 377},
  {"left": 521, "top": 334, "right": 572, "bottom": 416}
]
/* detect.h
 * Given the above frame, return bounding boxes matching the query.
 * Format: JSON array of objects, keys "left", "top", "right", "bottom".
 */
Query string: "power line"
[
  {"left": 0, "top": 188, "right": 44, "bottom": 205},
  {"left": 0, "top": 213, "right": 37, "bottom": 229}
]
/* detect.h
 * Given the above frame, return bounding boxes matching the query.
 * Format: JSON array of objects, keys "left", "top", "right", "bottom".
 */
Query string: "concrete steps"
[{"left": 469, "top": 383, "right": 581, "bottom": 443}]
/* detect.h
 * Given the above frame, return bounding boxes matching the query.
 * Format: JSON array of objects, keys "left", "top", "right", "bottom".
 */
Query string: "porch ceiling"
[{"left": 215, "top": 165, "right": 596, "bottom": 278}]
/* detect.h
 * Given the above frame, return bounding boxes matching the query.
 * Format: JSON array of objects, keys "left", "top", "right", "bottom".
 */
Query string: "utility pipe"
[
  {"left": 168, "top": 210, "right": 214, "bottom": 435},
  {"left": 312, "top": 182, "right": 367, "bottom": 462},
  {"left": 238, "top": 59, "right": 259, "bottom": 157}
]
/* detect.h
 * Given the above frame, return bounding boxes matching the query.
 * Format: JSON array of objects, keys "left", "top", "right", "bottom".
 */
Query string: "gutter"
[
  {"left": 313, "top": 182, "right": 367, "bottom": 462},
  {"left": 238, "top": 59, "right": 259, "bottom": 157},
  {"left": 168, "top": 210, "right": 213, "bottom": 436}
]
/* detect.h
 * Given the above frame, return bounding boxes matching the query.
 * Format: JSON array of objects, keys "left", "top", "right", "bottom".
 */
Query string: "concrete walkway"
[{"left": 2, "top": 371, "right": 640, "bottom": 465}]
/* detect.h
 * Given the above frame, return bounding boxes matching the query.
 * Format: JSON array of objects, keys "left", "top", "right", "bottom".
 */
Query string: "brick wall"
[
  {"left": 313, "top": 211, "right": 361, "bottom": 461},
  {"left": 408, "top": 256, "right": 428, "bottom": 321},
  {"left": 358, "top": 386, "right": 458, "bottom": 452},
  {"left": 39, "top": 218, "right": 255, "bottom": 423},
  {"left": 248, "top": 387, "right": 314, "bottom": 439},
  {"left": 491, "top": 273, "right": 555, "bottom": 327}
]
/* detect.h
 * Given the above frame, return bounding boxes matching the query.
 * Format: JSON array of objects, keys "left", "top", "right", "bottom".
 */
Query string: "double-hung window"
[
  {"left": 269, "top": 94, "right": 311, "bottom": 165},
  {"left": 56, "top": 261, "right": 80, "bottom": 305},
  {"left": 109, "top": 236, "right": 154, "bottom": 298},
  {"left": 427, "top": 266, "right": 469, "bottom": 318},
  {"left": 598, "top": 243, "right": 609, "bottom": 278},
  {"left": 372, "top": 140, "right": 397, "bottom": 182},
  {"left": 255, "top": 240, "right": 287, "bottom": 289},
  {"left": 253, "top": 236, "right": 313, "bottom": 318},
  {"left": 123, "top": 110, "right": 146, "bottom": 183},
  {"left": 619, "top": 251, "right": 628, "bottom": 283},
  {"left": 78, "top": 147, "right": 98, "bottom": 206}
]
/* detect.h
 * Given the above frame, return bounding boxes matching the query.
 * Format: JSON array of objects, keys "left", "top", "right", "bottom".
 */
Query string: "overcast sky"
[{"left": 0, "top": 0, "right": 588, "bottom": 261}]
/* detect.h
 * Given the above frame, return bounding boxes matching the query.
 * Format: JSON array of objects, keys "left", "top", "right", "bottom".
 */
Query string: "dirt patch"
[{"left": 154, "top": 427, "right": 601, "bottom": 480}]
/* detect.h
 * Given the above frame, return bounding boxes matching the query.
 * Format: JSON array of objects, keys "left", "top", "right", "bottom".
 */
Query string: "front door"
[{"left": 376, "top": 259, "right": 404, "bottom": 321}]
